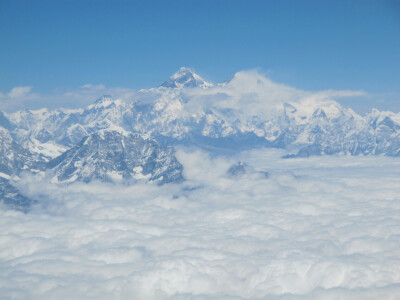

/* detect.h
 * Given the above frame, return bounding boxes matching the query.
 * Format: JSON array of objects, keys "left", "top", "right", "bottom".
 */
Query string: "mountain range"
[
  {"left": 1, "top": 67, "right": 400, "bottom": 210},
  {"left": 47, "top": 130, "right": 183, "bottom": 184}
]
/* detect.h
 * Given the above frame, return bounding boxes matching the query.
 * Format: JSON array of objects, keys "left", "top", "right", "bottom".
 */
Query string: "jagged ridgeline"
[
  {"left": 0, "top": 127, "right": 184, "bottom": 211},
  {"left": 47, "top": 130, "right": 184, "bottom": 184},
  {"left": 0, "top": 127, "right": 43, "bottom": 212},
  {"left": 4, "top": 68, "right": 400, "bottom": 160},
  {"left": 1, "top": 67, "right": 400, "bottom": 210}
]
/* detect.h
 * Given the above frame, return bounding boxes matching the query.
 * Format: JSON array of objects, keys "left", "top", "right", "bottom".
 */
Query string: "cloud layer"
[{"left": 1, "top": 149, "right": 399, "bottom": 299}]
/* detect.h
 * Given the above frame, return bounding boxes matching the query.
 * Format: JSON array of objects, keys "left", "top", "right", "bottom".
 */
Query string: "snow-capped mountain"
[
  {"left": 1, "top": 67, "right": 400, "bottom": 210},
  {"left": 0, "top": 126, "right": 42, "bottom": 175},
  {"left": 2, "top": 67, "right": 400, "bottom": 159},
  {"left": 47, "top": 130, "right": 184, "bottom": 184},
  {"left": 0, "top": 126, "right": 40, "bottom": 211},
  {"left": 160, "top": 67, "right": 213, "bottom": 89}
]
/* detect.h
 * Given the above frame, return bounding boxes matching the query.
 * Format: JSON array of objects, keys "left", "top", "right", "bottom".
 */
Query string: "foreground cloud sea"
[{"left": 1, "top": 149, "right": 399, "bottom": 299}]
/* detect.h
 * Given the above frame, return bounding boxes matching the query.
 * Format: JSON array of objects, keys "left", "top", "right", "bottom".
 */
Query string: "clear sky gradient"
[{"left": 1, "top": 0, "right": 399, "bottom": 112}]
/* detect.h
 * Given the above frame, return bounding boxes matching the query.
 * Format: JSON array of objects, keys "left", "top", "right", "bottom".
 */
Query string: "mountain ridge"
[
  {"left": 160, "top": 67, "right": 213, "bottom": 89},
  {"left": 2, "top": 68, "right": 400, "bottom": 159},
  {"left": 47, "top": 130, "right": 184, "bottom": 185},
  {"left": 1, "top": 68, "right": 400, "bottom": 210}
]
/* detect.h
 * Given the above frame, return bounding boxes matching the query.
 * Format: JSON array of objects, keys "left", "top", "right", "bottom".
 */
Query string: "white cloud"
[
  {"left": 312, "top": 89, "right": 366, "bottom": 99},
  {"left": 1, "top": 149, "right": 399, "bottom": 299},
  {"left": 0, "top": 86, "right": 40, "bottom": 111},
  {"left": 7, "top": 86, "right": 34, "bottom": 98},
  {"left": 182, "top": 70, "right": 366, "bottom": 121},
  {"left": 81, "top": 83, "right": 106, "bottom": 90}
]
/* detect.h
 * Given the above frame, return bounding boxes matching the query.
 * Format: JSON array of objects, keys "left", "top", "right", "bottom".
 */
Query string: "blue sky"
[{"left": 1, "top": 0, "right": 399, "bottom": 113}]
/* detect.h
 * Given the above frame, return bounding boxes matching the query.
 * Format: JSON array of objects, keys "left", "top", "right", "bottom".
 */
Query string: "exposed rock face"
[
  {"left": 227, "top": 161, "right": 269, "bottom": 178},
  {"left": 0, "top": 178, "right": 31, "bottom": 213},
  {"left": 0, "top": 127, "right": 36, "bottom": 174},
  {"left": 0, "top": 127, "right": 38, "bottom": 211},
  {"left": 5, "top": 68, "right": 400, "bottom": 159},
  {"left": 160, "top": 67, "right": 213, "bottom": 89},
  {"left": 1, "top": 68, "right": 400, "bottom": 212},
  {"left": 227, "top": 162, "right": 249, "bottom": 177},
  {"left": 47, "top": 130, "right": 184, "bottom": 184}
]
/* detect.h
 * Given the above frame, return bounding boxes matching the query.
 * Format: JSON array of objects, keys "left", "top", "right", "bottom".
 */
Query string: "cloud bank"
[{"left": 1, "top": 149, "right": 399, "bottom": 299}]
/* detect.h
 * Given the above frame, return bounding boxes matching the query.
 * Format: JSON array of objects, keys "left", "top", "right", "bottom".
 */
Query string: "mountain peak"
[
  {"left": 160, "top": 67, "right": 212, "bottom": 89},
  {"left": 94, "top": 95, "right": 113, "bottom": 104},
  {"left": 86, "top": 95, "right": 117, "bottom": 110},
  {"left": 47, "top": 130, "right": 184, "bottom": 184}
]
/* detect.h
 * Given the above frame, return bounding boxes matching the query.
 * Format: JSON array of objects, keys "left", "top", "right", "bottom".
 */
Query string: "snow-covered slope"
[
  {"left": 1, "top": 68, "right": 400, "bottom": 210},
  {"left": 160, "top": 67, "right": 213, "bottom": 89},
  {"left": 0, "top": 126, "right": 42, "bottom": 175},
  {"left": 47, "top": 130, "right": 184, "bottom": 184},
  {"left": 4, "top": 68, "right": 400, "bottom": 158},
  {"left": 0, "top": 126, "right": 40, "bottom": 211}
]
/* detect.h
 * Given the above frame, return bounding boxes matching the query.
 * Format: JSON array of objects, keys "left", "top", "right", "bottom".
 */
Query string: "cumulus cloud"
[{"left": 1, "top": 149, "right": 399, "bottom": 299}]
